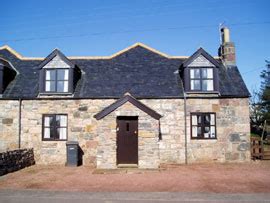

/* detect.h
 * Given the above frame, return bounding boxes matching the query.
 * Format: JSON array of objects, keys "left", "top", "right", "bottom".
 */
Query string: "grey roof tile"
[{"left": 0, "top": 45, "right": 249, "bottom": 99}]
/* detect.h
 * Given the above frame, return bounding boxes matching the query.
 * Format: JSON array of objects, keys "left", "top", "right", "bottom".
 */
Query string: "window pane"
[
  {"left": 197, "top": 127, "right": 202, "bottom": 137},
  {"left": 210, "top": 126, "right": 216, "bottom": 138},
  {"left": 202, "top": 68, "right": 213, "bottom": 79},
  {"left": 191, "top": 80, "right": 201, "bottom": 90},
  {"left": 207, "top": 68, "right": 213, "bottom": 78},
  {"left": 192, "top": 115, "right": 197, "bottom": 125},
  {"left": 56, "top": 115, "right": 67, "bottom": 127},
  {"left": 57, "top": 81, "right": 64, "bottom": 92},
  {"left": 57, "top": 81, "right": 69, "bottom": 92},
  {"left": 202, "top": 68, "right": 207, "bottom": 79},
  {"left": 207, "top": 80, "right": 214, "bottom": 91},
  {"left": 190, "top": 69, "right": 200, "bottom": 79},
  {"left": 190, "top": 69, "right": 195, "bottom": 79},
  {"left": 197, "top": 115, "right": 202, "bottom": 124},
  {"left": 44, "top": 128, "right": 50, "bottom": 138},
  {"left": 46, "top": 81, "right": 56, "bottom": 92},
  {"left": 202, "top": 80, "right": 213, "bottom": 91},
  {"left": 58, "top": 128, "right": 67, "bottom": 140},
  {"left": 210, "top": 114, "right": 215, "bottom": 125},
  {"left": 204, "top": 127, "right": 210, "bottom": 138},
  {"left": 44, "top": 116, "right": 53, "bottom": 127},
  {"left": 57, "top": 69, "right": 69, "bottom": 80},
  {"left": 55, "top": 128, "right": 60, "bottom": 139},
  {"left": 64, "top": 81, "right": 68, "bottom": 92},
  {"left": 194, "top": 69, "right": 200, "bottom": 78},
  {"left": 192, "top": 126, "right": 197, "bottom": 137},
  {"left": 204, "top": 114, "right": 210, "bottom": 124},
  {"left": 46, "top": 70, "right": 56, "bottom": 80}
]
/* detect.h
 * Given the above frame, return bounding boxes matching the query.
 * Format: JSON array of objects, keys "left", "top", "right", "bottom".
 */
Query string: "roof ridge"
[{"left": 0, "top": 43, "right": 220, "bottom": 61}]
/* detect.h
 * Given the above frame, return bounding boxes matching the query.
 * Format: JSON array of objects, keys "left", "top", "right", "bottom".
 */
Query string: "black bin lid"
[{"left": 66, "top": 141, "right": 79, "bottom": 145}]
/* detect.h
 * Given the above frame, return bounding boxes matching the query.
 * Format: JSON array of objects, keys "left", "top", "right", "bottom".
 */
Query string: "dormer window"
[
  {"left": 190, "top": 68, "right": 214, "bottom": 91},
  {"left": 45, "top": 69, "right": 69, "bottom": 93},
  {"left": 182, "top": 48, "right": 220, "bottom": 93},
  {"left": 38, "top": 49, "right": 81, "bottom": 96}
]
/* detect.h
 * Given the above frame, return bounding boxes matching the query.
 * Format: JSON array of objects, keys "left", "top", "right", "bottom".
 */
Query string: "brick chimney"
[{"left": 219, "top": 27, "right": 236, "bottom": 66}]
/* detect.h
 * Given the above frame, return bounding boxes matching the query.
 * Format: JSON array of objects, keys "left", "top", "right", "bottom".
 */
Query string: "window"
[
  {"left": 42, "top": 114, "right": 67, "bottom": 141},
  {"left": 191, "top": 113, "right": 216, "bottom": 139},
  {"left": 190, "top": 68, "right": 214, "bottom": 91},
  {"left": 45, "top": 69, "right": 69, "bottom": 93}
]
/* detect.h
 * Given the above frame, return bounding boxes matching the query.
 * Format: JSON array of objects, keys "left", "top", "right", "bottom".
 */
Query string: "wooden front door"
[{"left": 117, "top": 116, "right": 138, "bottom": 165}]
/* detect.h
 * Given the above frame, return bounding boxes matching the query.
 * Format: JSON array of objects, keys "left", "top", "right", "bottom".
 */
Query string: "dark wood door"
[{"left": 117, "top": 116, "right": 138, "bottom": 165}]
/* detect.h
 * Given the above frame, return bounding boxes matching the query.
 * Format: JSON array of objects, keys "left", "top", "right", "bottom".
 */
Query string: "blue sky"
[{"left": 1, "top": 0, "right": 269, "bottom": 92}]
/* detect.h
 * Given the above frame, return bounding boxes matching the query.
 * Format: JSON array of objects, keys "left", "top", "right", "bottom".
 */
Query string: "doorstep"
[
  {"left": 117, "top": 164, "right": 138, "bottom": 168},
  {"left": 92, "top": 168, "right": 163, "bottom": 175}
]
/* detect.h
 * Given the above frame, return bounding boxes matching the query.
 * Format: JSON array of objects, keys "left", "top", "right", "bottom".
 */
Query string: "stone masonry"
[{"left": 0, "top": 97, "right": 250, "bottom": 168}]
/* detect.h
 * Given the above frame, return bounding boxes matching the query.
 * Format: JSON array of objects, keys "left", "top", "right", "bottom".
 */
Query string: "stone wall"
[
  {"left": 0, "top": 148, "right": 35, "bottom": 176},
  {"left": 0, "top": 100, "right": 19, "bottom": 152},
  {"left": 186, "top": 98, "right": 250, "bottom": 163},
  {"left": 20, "top": 99, "right": 114, "bottom": 166},
  {"left": 0, "top": 97, "right": 250, "bottom": 168},
  {"left": 96, "top": 102, "right": 161, "bottom": 169}
]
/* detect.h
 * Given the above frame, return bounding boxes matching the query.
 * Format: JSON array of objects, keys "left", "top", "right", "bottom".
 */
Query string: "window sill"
[
  {"left": 38, "top": 92, "right": 74, "bottom": 98},
  {"left": 191, "top": 138, "right": 217, "bottom": 140},
  {"left": 186, "top": 91, "right": 220, "bottom": 94},
  {"left": 39, "top": 92, "right": 73, "bottom": 95},
  {"left": 42, "top": 139, "right": 67, "bottom": 141}
]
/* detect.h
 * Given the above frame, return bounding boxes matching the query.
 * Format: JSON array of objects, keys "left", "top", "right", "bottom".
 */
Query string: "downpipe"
[{"left": 18, "top": 98, "right": 22, "bottom": 149}]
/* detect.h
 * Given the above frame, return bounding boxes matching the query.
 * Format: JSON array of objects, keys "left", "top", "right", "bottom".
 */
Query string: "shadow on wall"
[{"left": 78, "top": 145, "right": 84, "bottom": 166}]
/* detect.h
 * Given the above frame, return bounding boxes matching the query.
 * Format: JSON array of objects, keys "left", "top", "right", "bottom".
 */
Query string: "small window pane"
[
  {"left": 197, "top": 127, "right": 202, "bottom": 137},
  {"left": 57, "top": 81, "right": 69, "bottom": 92},
  {"left": 57, "top": 69, "right": 69, "bottom": 80},
  {"left": 207, "top": 68, "right": 213, "bottom": 78},
  {"left": 204, "top": 127, "right": 210, "bottom": 138},
  {"left": 210, "top": 114, "right": 215, "bottom": 125},
  {"left": 190, "top": 69, "right": 200, "bottom": 79},
  {"left": 63, "top": 81, "right": 68, "bottom": 92},
  {"left": 197, "top": 115, "right": 202, "bottom": 124},
  {"left": 44, "top": 116, "right": 53, "bottom": 127},
  {"left": 194, "top": 69, "right": 200, "bottom": 78},
  {"left": 190, "top": 69, "right": 195, "bottom": 79},
  {"left": 46, "top": 70, "right": 56, "bottom": 80},
  {"left": 202, "top": 80, "right": 213, "bottom": 91},
  {"left": 191, "top": 80, "right": 201, "bottom": 90},
  {"left": 202, "top": 68, "right": 207, "bottom": 79},
  {"left": 56, "top": 115, "right": 67, "bottom": 127},
  {"left": 192, "top": 115, "right": 197, "bottom": 125},
  {"left": 207, "top": 80, "right": 214, "bottom": 91},
  {"left": 58, "top": 128, "right": 67, "bottom": 140},
  {"left": 204, "top": 115, "right": 210, "bottom": 124},
  {"left": 44, "top": 128, "right": 50, "bottom": 138},
  {"left": 202, "top": 68, "right": 213, "bottom": 79},
  {"left": 46, "top": 81, "right": 56, "bottom": 92},
  {"left": 55, "top": 128, "right": 60, "bottom": 139},
  {"left": 210, "top": 126, "right": 216, "bottom": 138},
  {"left": 192, "top": 126, "right": 198, "bottom": 137}
]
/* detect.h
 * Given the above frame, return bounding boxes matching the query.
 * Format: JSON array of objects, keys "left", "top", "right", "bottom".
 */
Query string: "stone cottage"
[{"left": 0, "top": 27, "right": 250, "bottom": 169}]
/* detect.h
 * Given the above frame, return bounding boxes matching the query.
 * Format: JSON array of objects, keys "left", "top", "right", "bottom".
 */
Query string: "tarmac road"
[{"left": 0, "top": 190, "right": 270, "bottom": 203}]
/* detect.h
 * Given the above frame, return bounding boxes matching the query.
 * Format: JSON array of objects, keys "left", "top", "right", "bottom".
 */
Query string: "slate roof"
[{"left": 0, "top": 43, "right": 249, "bottom": 99}]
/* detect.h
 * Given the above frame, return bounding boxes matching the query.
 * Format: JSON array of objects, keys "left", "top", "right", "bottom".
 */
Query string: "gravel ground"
[{"left": 0, "top": 161, "right": 269, "bottom": 193}]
